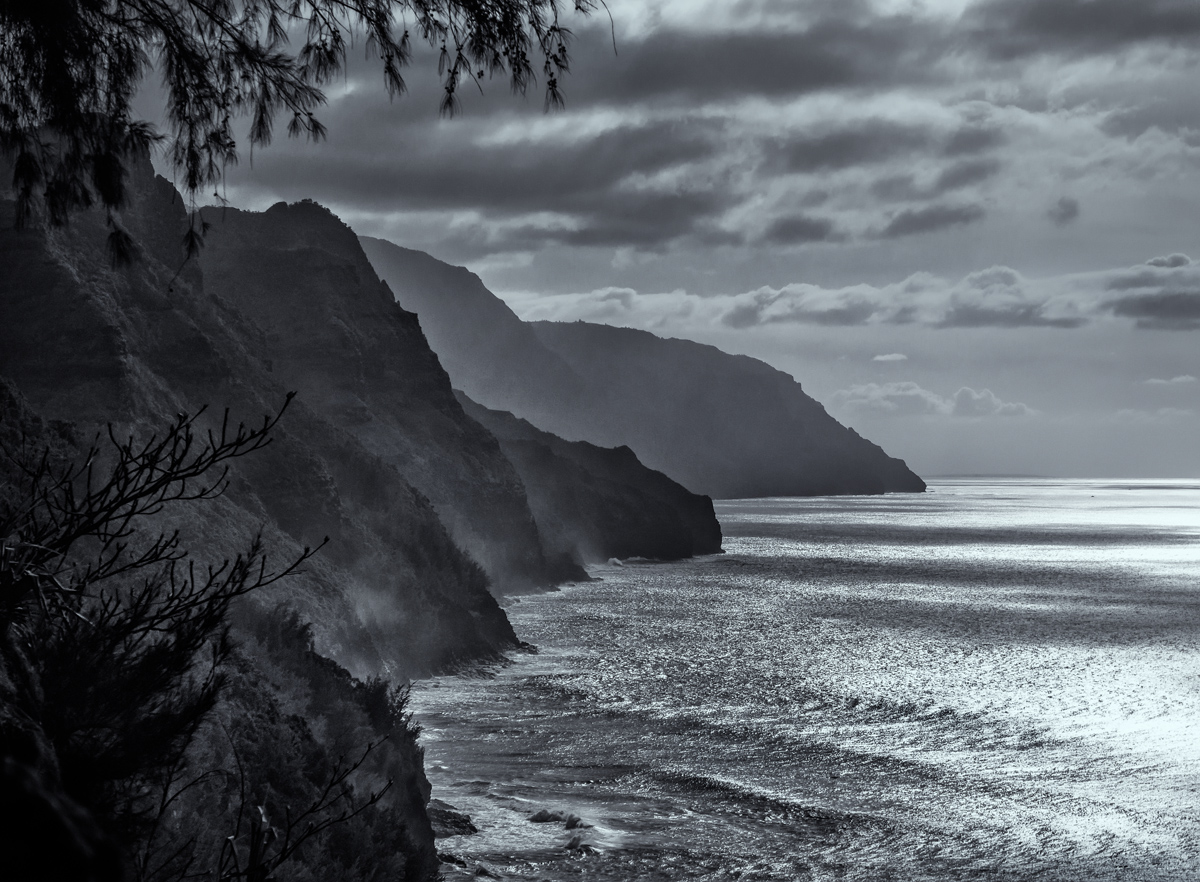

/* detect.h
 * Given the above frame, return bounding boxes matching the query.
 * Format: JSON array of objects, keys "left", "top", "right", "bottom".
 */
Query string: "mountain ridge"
[
  {"left": 360, "top": 236, "right": 926, "bottom": 498},
  {"left": 457, "top": 390, "right": 723, "bottom": 564}
]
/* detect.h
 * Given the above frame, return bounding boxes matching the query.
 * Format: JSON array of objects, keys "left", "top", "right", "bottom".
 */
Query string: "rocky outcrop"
[
  {"left": 1, "top": 165, "right": 505, "bottom": 882},
  {"left": 0, "top": 160, "right": 520, "bottom": 676},
  {"left": 529, "top": 322, "right": 927, "bottom": 498},
  {"left": 196, "top": 201, "right": 575, "bottom": 591},
  {"left": 457, "top": 392, "right": 722, "bottom": 564},
  {"left": 357, "top": 238, "right": 591, "bottom": 430},
  {"left": 360, "top": 237, "right": 925, "bottom": 498}
]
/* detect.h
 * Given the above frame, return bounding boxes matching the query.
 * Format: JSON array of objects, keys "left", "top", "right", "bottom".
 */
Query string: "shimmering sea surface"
[{"left": 413, "top": 479, "right": 1200, "bottom": 881}]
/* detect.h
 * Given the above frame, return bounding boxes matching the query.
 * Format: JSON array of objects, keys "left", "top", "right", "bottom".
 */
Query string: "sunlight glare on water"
[{"left": 415, "top": 479, "right": 1200, "bottom": 881}]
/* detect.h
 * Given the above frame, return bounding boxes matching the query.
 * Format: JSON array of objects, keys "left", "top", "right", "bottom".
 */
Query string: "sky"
[{"left": 169, "top": 0, "right": 1200, "bottom": 478}]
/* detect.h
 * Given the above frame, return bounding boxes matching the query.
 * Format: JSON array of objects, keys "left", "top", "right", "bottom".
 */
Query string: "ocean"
[{"left": 413, "top": 479, "right": 1200, "bottom": 881}]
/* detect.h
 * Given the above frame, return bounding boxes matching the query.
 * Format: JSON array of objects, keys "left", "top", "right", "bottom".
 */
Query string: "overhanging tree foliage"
[{"left": 0, "top": 0, "right": 595, "bottom": 250}]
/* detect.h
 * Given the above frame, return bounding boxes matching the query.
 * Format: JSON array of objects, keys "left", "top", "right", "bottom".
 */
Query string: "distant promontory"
[{"left": 360, "top": 237, "right": 925, "bottom": 498}]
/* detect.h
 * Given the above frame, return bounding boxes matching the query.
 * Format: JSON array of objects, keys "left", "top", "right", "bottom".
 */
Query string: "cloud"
[
  {"left": 538, "top": 189, "right": 735, "bottom": 250},
  {"left": 943, "top": 125, "right": 1007, "bottom": 156},
  {"left": 565, "top": 14, "right": 948, "bottom": 106},
  {"left": 872, "top": 353, "right": 908, "bottom": 362},
  {"left": 773, "top": 120, "right": 933, "bottom": 173},
  {"left": 832, "top": 381, "right": 1034, "bottom": 417},
  {"left": 1144, "top": 375, "right": 1197, "bottom": 385},
  {"left": 720, "top": 287, "right": 877, "bottom": 328},
  {"left": 203, "top": 0, "right": 1200, "bottom": 290},
  {"left": 870, "top": 175, "right": 922, "bottom": 202},
  {"left": 1107, "top": 292, "right": 1200, "bottom": 330},
  {"left": 872, "top": 158, "right": 1002, "bottom": 203},
  {"left": 1105, "top": 263, "right": 1195, "bottom": 291},
  {"left": 761, "top": 214, "right": 840, "bottom": 245},
  {"left": 222, "top": 108, "right": 741, "bottom": 255},
  {"left": 1047, "top": 196, "right": 1080, "bottom": 226},
  {"left": 1101, "top": 100, "right": 1200, "bottom": 142},
  {"left": 936, "top": 266, "right": 1087, "bottom": 328},
  {"left": 1083, "top": 257, "right": 1200, "bottom": 329},
  {"left": 566, "top": 264, "right": 1093, "bottom": 332},
  {"left": 1146, "top": 253, "right": 1191, "bottom": 268},
  {"left": 950, "top": 387, "right": 1035, "bottom": 418},
  {"left": 933, "top": 158, "right": 1003, "bottom": 193},
  {"left": 965, "top": 0, "right": 1200, "bottom": 60},
  {"left": 877, "top": 203, "right": 986, "bottom": 238}
]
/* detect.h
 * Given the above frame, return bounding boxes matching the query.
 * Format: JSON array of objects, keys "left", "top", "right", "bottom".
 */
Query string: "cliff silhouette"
[
  {"left": 360, "top": 237, "right": 925, "bottom": 498},
  {"left": 0, "top": 156, "right": 719, "bottom": 877},
  {"left": 2, "top": 152, "right": 920, "bottom": 880},
  {"left": 457, "top": 391, "right": 722, "bottom": 563}
]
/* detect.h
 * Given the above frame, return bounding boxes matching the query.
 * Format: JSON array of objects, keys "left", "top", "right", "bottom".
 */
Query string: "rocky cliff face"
[
  {"left": 0, "top": 161, "right": 521, "bottom": 676},
  {"left": 529, "top": 322, "right": 926, "bottom": 498},
  {"left": 197, "top": 201, "right": 576, "bottom": 590},
  {"left": 457, "top": 392, "right": 723, "bottom": 564},
  {"left": 2, "top": 164, "right": 535, "bottom": 881},
  {"left": 360, "top": 236, "right": 925, "bottom": 498},
  {"left": 357, "top": 238, "right": 591, "bottom": 432},
  {"left": 0, "top": 159, "right": 742, "bottom": 882}
]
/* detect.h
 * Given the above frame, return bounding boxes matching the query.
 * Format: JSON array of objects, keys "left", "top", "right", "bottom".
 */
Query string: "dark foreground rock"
[{"left": 428, "top": 799, "right": 479, "bottom": 837}]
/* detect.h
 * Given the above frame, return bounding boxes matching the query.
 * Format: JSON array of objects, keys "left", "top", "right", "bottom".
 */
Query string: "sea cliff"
[
  {"left": 457, "top": 391, "right": 723, "bottom": 563},
  {"left": 360, "top": 236, "right": 925, "bottom": 498},
  {"left": 0, "top": 153, "right": 730, "bottom": 878}
]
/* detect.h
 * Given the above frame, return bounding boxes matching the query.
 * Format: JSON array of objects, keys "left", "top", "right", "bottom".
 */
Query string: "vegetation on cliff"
[
  {"left": 0, "top": 131, "right": 728, "bottom": 882},
  {"left": 0, "top": 383, "right": 438, "bottom": 880},
  {"left": 0, "top": 157, "right": 522, "bottom": 880}
]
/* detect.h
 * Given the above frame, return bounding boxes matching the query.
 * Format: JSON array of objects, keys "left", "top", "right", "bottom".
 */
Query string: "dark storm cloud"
[
  {"left": 1107, "top": 292, "right": 1200, "bottom": 330},
  {"left": 761, "top": 214, "right": 840, "bottom": 245},
  {"left": 871, "top": 158, "right": 1000, "bottom": 203},
  {"left": 934, "top": 158, "right": 1002, "bottom": 192},
  {"left": 965, "top": 0, "right": 1200, "bottom": 59},
  {"left": 773, "top": 120, "right": 933, "bottom": 173},
  {"left": 870, "top": 175, "right": 923, "bottom": 201},
  {"left": 235, "top": 114, "right": 740, "bottom": 251},
  {"left": 1047, "top": 196, "right": 1080, "bottom": 226},
  {"left": 1099, "top": 258, "right": 1200, "bottom": 327},
  {"left": 567, "top": 14, "right": 945, "bottom": 106},
  {"left": 938, "top": 303, "right": 1086, "bottom": 329},
  {"left": 1101, "top": 102, "right": 1200, "bottom": 142},
  {"left": 426, "top": 188, "right": 738, "bottom": 256},
  {"left": 541, "top": 189, "right": 734, "bottom": 249},
  {"left": 877, "top": 203, "right": 986, "bottom": 238},
  {"left": 943, "top": 125, "right": 1007, "bottom": 156},
  {"left": 398, "top": 118, "right": 719, "bottom": 213},
  {"left": 218, "top": 0, "right": 1200, "bottom": 269},
  {"left": 1105, "top": 259, "right": 1193, "bottom": 290}
]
